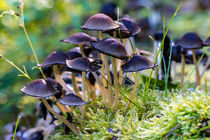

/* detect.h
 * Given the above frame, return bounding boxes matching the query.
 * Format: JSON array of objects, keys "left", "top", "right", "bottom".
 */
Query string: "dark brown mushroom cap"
[
  {"left": 65, "top": 47, "right": 82, "bottom": 60},
  {"left": 121, "top": 55, "right": 156, "bottom": 72},
  {"left": 178, "top": 32, "right": 204, "bottom": 50},
  {"left": 81, "top": 13, "right": 119, "bottom": 31},
  {"left": 91, "top": 38, "right": 129, "bottom": 60},
  {"left": 58, "top": 94, "right": 86, "bottom": 106},
  {"left": 40, "top": 51, "right": 68, "bottom": 67},
  {"left": 104, "top": 21, "right": 132, "bottom": 38},
  {"left": 66, "top": 57, "right": 101, "bottom": 72},
  {"left": 203, "top": 37, "right": 210, "bottom": 46},
  {"left": 60, "top": 32, "right": 96, "bottom": 45},
  {"left": 21, "top": 79, "right": 57, "bottom": 98},
  {"left": 119, "top": 17, "right": 141, "bottom": 36}
]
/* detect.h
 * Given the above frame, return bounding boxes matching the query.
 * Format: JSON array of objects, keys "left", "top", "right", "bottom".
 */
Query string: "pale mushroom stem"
[
  {"left": 79, "top": 44, "right": 87, "bottom": 119},
  {"left": 92, "top": 72, "right": 108, "bottom": 106},
  {"left": 192, "top": 49, "right": 201, "bottom": 88},
  {"left": 72, "top": 72, "right": 81, "bottom": 97},
  {"left": 118, "top": 39, "right": 127, "bottom": 84},
  {"left": 42, "top": 98, "right": 80, "bottom": 135},
  {"left": 98, "top": 31, "right": 107, "bottom": 88},
  {"left": 81, "top": 71, "right": 86, "bottom": 119},
  {"left": 180, "top": 54, "right": 185, "bottom": 88},
  {"left": 85, "top": 77, "right": 96, "bottom": 101},
  {"left": 79, "top": 44, "right": 95, "bottom": 101},
  {"left": 99, "top": 31, "right": 113, "bottom": 106},
  {"left": 125, "top": 72, "right": 139, "bottom": 109},
  {"left": 53, "top": 65, "right": 70, "bottom": 92},
  {"left": 112, "top": 57, "right": 120, "bottom": 111}
]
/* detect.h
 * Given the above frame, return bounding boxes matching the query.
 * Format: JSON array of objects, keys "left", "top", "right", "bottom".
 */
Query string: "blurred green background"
[{"left": 0, "top": 0, "right": 210, "bottom": 136}]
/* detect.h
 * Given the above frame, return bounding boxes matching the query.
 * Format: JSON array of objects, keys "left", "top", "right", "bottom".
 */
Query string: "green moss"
[{"left": 50, "top": 90, "right": 209, "bottom": 139}]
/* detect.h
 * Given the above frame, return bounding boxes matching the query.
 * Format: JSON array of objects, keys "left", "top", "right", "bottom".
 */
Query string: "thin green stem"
[
  {"left": 13, "top": 113, "right": 22, "bottom": 140},
  {"left": 1, "top": 56, "right": 30, "bottom": 79}
]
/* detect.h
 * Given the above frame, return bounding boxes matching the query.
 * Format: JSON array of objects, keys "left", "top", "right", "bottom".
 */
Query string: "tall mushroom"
[
  {"left": 121, "top": 55, "right": 157, "bottom": 109},
  {"left": 178, "top": 32, "right": 205, "bottom": 88},
  {"left": 104, "top": 21, "right": 132, "bottom": 84},
  {"left": 91, "top": 38, "right": 128, "bottom": 111},
  {"left": 81, "top": 13, "right": 119, "bottom": 98},
  {"left": 61, "top": 33, "right": 96, "bottom": 99}
]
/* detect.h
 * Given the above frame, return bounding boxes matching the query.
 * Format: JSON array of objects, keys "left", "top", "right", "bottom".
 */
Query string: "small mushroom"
[
  {"left": 121, "top": 55, "right": 156, "bottom": 72},
  {"left": 58, "top": 94, "right": 86, "bottom": 106},
  {"left": 21, "top": 79, "right": 57, "bottom": 98},
  {"left": 178, "top": 32, "right": 205, "bottom": 88},
  {"left": 61, "top": 32, "right": 96, "bottom": 46},
  {"left": 66, "top": 57, "right": 101, "bottom": 72},
  {"left": 119, "top": 17, "right": 142, "bottom": 56},
  {"left": 91, "top": 38, "right": 128, "bottom": 60},
  {"left": 40, "top": 51, "right": 67, "bottom": 67},
  {"left": 81, "top": 13, "right": 119, "bottom": 31},
  {"left": 119, "top": 17, "right": 141, "bottom": 37},
  {"left": 40, "top": 51, "right": 70, "bottom": 92},
  {"left": 121, "top": 54, "right": 157, "bottom": 109}
]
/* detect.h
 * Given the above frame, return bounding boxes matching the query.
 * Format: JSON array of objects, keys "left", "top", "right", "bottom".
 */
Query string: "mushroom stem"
[
  {"left": 102, "top": 54, "right": 113, "bottom": 105},
  {"left": 78, "top": 44, "right": 89, "bottom": 119},
  {"left": 98, "top": 31, "right": 107, "bottom": 88},
  {"left": 125, "top": 72, "right": 139, "bottom": 109},
  {"left": 118, "top": 39, "right": 127, "bottom": 84},
  {"left": 72, "top": 72, "right": 81, "bottom": 97},
  {"left": 99, "top": 31, "right": 113, "bottom": 106},
  {"left": 85, "top": 77, "right": 96, "bottom": 101},
  {"left": 180, "top": 54, "right": 185, "bottom": 88},
  {"left": 112, "top": 57, "right": 120, "bottom": 111},
  {"left": 81, "top": 71, "right": 86, "bottom": 119},
  {"left": 53, "top": 65, "right": 70, "bottom": 92},
  {"left": 79, "top": 44, "right": 86, "bottom": 57},
  {"left": 192, "top": 49, "right": 201, "bottom": 88},
  {"left": 42, "top": 98, "right": 80, "bottom": 135},
  {"left": 92, "top": 72, "right": 108, "bottom": 106}
]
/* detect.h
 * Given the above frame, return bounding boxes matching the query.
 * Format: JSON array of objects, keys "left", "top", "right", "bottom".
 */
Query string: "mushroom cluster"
[
  {"left": 20, "top": 13, "right": 158, "bottom": 135},
  {"left": 20, "top": 11, "right": 209, "bottom": 136}
]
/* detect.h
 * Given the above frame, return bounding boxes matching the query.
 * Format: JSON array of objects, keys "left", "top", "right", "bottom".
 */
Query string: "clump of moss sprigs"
[{"left": 50, "top": 90, "right": 210, "bottom": 139}]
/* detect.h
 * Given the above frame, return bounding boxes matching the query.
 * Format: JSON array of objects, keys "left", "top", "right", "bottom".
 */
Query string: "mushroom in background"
[
  {"left": 153, "top": 32, "right": 172, "bottom": 81},
  {"left": 178, "top": 32, "right": 206, "bottom": 88}
]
